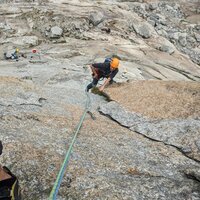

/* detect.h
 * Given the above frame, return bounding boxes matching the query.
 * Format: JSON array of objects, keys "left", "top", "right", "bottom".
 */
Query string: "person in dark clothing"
[
  {"left": 0, "top": 141, "right": 21, "bottom": 200},
  {"left": 86, "top": 57, "right": 120, "bottom": 92}
]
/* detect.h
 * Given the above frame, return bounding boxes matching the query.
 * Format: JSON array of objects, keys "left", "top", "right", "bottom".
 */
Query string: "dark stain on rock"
[{"left": 91, "top": 87, "right": 112, "bottom": 102}]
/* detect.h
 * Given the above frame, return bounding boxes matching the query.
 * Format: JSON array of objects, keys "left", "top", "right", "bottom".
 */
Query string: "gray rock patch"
[{"left": 99, "top": 101, "right": 200, "bottom": 161}]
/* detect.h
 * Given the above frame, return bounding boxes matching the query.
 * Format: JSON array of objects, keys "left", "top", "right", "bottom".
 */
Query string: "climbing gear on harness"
[
  {"left": 110, "top": 58, "right": 119, "bottom": 68},
  {"left": 49, "top": 91, "right": 91, "bottom": 200}
]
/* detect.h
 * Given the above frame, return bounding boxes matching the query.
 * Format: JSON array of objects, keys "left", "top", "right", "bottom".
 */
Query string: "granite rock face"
[{"left": 0, "top": 0, "right": 200, "bottom": 199}]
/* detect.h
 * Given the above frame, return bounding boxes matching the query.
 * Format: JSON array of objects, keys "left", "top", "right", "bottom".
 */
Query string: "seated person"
[{"left": 4, "top": 49, "right": 19, "bottom": 61}]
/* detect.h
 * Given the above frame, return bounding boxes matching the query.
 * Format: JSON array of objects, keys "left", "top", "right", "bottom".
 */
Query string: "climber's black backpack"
[{"left": 104, "top": 57, "right": 112, "bottom": 64}]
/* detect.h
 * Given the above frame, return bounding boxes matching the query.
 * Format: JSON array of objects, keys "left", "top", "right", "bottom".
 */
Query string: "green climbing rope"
[{"left": 49, "top": 92, "right": 91, "bottom": 200}]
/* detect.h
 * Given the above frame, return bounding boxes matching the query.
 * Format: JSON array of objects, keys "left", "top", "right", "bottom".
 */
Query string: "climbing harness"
[{"left": 49, "top": 91, "right": 91, "bottom": 200}]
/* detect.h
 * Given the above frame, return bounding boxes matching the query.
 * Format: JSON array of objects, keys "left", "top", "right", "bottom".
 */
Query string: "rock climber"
[{"left": 86, "top": 57, "right": 120, "bottom": 92}]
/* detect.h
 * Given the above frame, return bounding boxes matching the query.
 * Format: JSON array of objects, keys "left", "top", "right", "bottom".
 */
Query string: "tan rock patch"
[{"left": 106, "top": 80, "right": 200, "bottom": 119}]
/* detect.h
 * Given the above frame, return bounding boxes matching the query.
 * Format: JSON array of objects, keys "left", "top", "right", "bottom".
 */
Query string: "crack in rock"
[{"left": 99, "top": 101, "right": 200, "bottom": 164}]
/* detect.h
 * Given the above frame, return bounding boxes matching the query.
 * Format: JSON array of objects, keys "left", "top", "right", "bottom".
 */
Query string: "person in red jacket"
[
  {"left": 0, "top": 141, "right": 21, "bottom": 200},
  {"left": 86, "top": 57, "right": 120, "bottom": 92}
]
